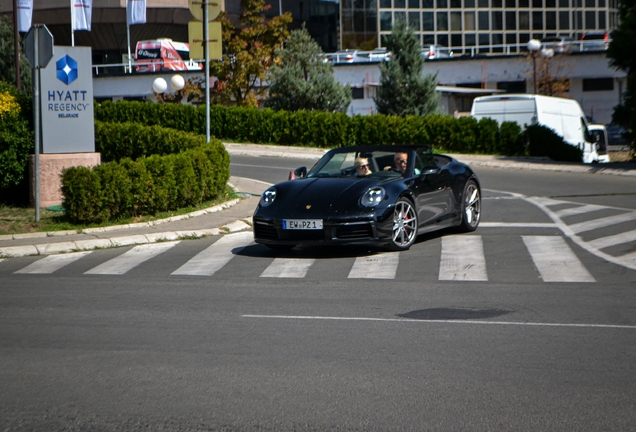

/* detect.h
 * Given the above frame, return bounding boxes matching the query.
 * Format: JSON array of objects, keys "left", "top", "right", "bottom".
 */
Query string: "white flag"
[
  {"left": 72, "top": 0, "right": 92, "bottom": 31},
  {"left": 127, "top": 0, "right": 146, "bottom": 25},
  {"left": 17, "top": 0, "right": 34, "bottom": 33}
]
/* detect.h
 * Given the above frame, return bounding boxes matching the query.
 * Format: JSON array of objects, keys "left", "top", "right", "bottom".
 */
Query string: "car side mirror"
[{"left": 289, "top": 166, "right": 307, "bottom": 180}]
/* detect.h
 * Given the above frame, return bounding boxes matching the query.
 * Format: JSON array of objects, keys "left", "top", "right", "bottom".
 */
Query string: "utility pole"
[{"left": 12, "top": 0, "right": 21, "bottom": 89}]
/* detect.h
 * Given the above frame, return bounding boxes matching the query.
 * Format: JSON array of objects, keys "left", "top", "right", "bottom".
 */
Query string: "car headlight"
[
  {"left": 260, "top": 187, "right": 277, "bottom": 207},
  {"left": 360, "top": 187, "right": 385, "bottom": 208}
]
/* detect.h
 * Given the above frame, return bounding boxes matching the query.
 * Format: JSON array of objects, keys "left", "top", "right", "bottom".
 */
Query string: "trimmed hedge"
[
  {"left": 522, "top": 124, "right": 584, "bottom": 162},
  {"left": 95, "top": 120, "right": 207, "bottom": 162},
  {"left": 95, "top": 101, "right": 517, "bottom": 154},
  {"left": 61, "top": 139, "right": 229, "bottom": 224}
]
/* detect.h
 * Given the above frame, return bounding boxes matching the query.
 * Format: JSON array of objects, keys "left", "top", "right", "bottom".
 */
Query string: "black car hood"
[{"left": 271, "top": 177, "right": 391, "bottom": 216}]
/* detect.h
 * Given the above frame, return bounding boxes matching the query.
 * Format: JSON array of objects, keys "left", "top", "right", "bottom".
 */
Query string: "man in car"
[{"left": 384, "top": 152, "right": 409, "bottom": 174}]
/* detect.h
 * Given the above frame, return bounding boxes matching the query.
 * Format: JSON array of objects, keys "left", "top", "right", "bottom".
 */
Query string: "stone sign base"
[{"left": 29, "top": 153, "right": 101, "bottom": 208}]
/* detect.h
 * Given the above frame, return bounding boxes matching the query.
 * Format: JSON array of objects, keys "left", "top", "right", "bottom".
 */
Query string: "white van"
[{"left": 470, "top": 94, "right": 605, "bottom": 163}]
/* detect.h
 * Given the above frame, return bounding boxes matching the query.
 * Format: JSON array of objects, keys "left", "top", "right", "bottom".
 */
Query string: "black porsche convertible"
[{"left": 252, "top": 145, "right": 481, "bottom": 251}]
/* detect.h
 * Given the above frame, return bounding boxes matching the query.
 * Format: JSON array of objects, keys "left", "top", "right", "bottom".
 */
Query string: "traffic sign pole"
[
  {"left": 204, "top": 1, "right": 210, "bottom": 143},
  {"left": 33, "top": 27, "right": 40, "bottom": 221},
  {"left": 24, "top": 24, "right": 54, "bottom": 222}
]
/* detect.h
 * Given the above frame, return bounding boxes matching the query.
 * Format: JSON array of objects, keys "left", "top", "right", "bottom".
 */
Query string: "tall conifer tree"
[
  {"left": 374, "top": 20, "right": 439, "bottom": 116},
  {"left": 265, "top": 26, "right": 351, "bottom": 112}
]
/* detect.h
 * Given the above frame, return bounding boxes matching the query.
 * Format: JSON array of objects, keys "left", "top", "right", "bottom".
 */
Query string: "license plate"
[{"left": 283, "top": 219, "right": 323, "bottom": 230}]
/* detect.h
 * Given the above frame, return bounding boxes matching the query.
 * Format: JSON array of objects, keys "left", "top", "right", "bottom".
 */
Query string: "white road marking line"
[
  {"left": 522, "top": 236, "right": 595, "bottom": 282},
  {"left": 439, "top": 236, "right": 488, "bottom": 281},
  {"left": 171, "top": 231, "right": 253, "bottom": 276},
  {"left": 348, "top": 253, "right": 400, "bottom": 279},
  {"left": 587, "top": 229, "right": 636, "bottom": 250},
  {"left": 242, "top": 314, "right": 636, "bottom": 330},
  {"left": 554, "top": 204, "right": 606, "bottom": 218},
  {"left": 568, "top": 212, "right": 636, "bottom": 234},
  {"left": 14, "top": 251, "right": 93, "bottom": 274},
  {"left": 85, "top": 241, "right": 179, "bottom": 275},
  {"left": 480, "top": 222, "right": 557, "bottom": 228},
  {"left": 260, "top": 258, "right": 315, "bottom": 278},
  {"left": 530, "top": 197, "right": 572, "bottom": 207}
]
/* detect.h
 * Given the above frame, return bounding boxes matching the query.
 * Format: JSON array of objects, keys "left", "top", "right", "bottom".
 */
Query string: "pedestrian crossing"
[{"left": 1, "top": 232, "right": 614, "bottom": 283}]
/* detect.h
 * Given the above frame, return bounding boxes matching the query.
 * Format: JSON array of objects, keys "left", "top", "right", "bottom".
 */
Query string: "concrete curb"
[{"left": 0, "top": 217, "right": 253, "bottom": 258}]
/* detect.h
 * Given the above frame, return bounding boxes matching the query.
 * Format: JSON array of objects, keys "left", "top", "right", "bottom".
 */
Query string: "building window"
[
  {"left": 437, "top": 12, "right": 449, "bottom": 30},
  {"left": 506, "top": 11, "right": 516, "bottom": 30},
  {"left": 533, "top": 11, "right": 543, "bottom": 29},
  {"left": 423, "top": 12, "right": 435, "bottom": 30},
  {"left": 546, "top": 11, "right": 556, "bottom": 29},
  {"left": 492, "top": 11, "right": 503, "bottom": 30},
  {"left": 380, "top": 12, "right": 392, "bottom": 30},
  {"left": 395, "top": 0, "right": 406, "bottom": 7},
  {"left": 519, "top": 12, "right": 530, "bottom": 30},
  {"left": 352, "top": 87, "right": 365, "bottom": 99},
  {"left": 598, "top": 11, "right": 606, "bottom": 28},
  {"left": 465, "top": 33, "right": 476, "bottom": 46},
  {"left": 583, "top": 78, "right": 613, "bottom": 91},
  {"left": 498, "top": 81, "right": 526, "bottom": 92},
  {"left": 585, "top": 11, "right": 596, "bottom": 29},
  {"left": 465, "top": 12, "right": 476, "bottom": 30},
  {"left": 409, "top": 0, "right": 421, "bottom": 7},
  {"left": 409, "top": 12, "right": 421, "bottom": 29},
  {"left": 479, "top": 11, "right": 489, "bottom": 29},
  {"left": 559, "top": 11, "right": 569, "bottom": 29},
  {"left": 451, "top": 12, "right": 462, "bottom": 30},
  {"left": 478, "top": 0, "right": 489, "bottom": 7},
  {"left": 422, "top": 0, "right": 434, "bottom": 7}
]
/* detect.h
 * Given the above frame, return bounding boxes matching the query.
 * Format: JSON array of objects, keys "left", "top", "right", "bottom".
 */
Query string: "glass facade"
[{"left": 340, "top": 0, "right": 618, "bottom": 52}]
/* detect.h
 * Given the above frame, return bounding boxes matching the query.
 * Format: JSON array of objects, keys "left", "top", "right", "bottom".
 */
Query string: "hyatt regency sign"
[{"left": 40, "top": 46, "right": 95, "bottom": 154}]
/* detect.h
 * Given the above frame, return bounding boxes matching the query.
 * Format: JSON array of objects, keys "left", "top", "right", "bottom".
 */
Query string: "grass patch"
[{"left": 0, "top": 187, "right": 241, "bottom": 236}]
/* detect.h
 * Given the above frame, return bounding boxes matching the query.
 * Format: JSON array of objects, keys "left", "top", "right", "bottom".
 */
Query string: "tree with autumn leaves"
[{"left": 209, "top": 0, "right": 292, "bottom": 107}]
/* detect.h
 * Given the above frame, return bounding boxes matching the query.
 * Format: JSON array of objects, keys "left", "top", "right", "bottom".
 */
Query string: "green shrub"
[
  {"left": 95, "top": 120, "right": 207, "bottom": 162},
  {"left": 62, "top": 139, "right": 229, "bottom": 224},
  {"left": 522, "top": 124, "right": 584, "bottom": 162},
  {"left": 498, "top": 121, "right": 524, "bottom": 156}
]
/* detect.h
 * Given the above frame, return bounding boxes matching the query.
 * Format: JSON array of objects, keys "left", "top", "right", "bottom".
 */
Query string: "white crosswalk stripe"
[
  {"left": 15, "top": 251, "right": 92, "bottom": 274},
  {"left": 554, "top": 204, "right": 606, "bottom": 218},
  {"left": 522, "top": 236, "right": 595, "bottom": 282},
  {"left": 171, "top": 231, "right": 253, "bottom": 276},
  {"left": 587, "top": 229, "right": 636, "bottom": 250},
  {"left": 439, "top": 235, "right": 488, "bottom": 281},
  {"left": 348, "top": 253, "right": 400, "bottom": 279},
  {"left": 2, "top": 233, "right": 606, "bottom": 283},
  {"left": 260, "top": 258, "right": 315, "bottom": 278},
  {"left": 568, "top": 212, "right": 636, "bottom": 234},
  {"left": 85, "top": 242, "right": 179, "bottom": 275}
]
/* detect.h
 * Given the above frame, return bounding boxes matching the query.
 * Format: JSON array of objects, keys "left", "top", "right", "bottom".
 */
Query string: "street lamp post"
[
  {"left": 527, "top": 39, "right": 541, "bottom": 94},
  {"left": 152, "top": 75, "right": 185, "bottom": 103}
]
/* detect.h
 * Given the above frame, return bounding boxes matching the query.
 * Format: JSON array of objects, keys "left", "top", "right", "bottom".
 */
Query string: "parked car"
[
  {"left": 327, "top": 49, "right": 366, "bottom": 64},
  {"left": 367, "top": 48, "right": 392, "bottom": 62},
  {"left": 541, "top": 36, "right": 575, "bottom": 54},
  {"left": 588, "top": 124, "right": 611, "bottom": 163},
  {"left": 579, "top": 31, "right": 609, "bottom": 51},
  {"left": 470, "top": 94, "right": 606, "bottom": 163},
  {"left": 421, "top": 44, "right": 454, "bottom": 60},
  {"left": 253, "top": 145, "right": 481, "bottom": 251}
]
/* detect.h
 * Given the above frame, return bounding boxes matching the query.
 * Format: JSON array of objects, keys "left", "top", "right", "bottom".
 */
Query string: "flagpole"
[
  {"left": 126, "top": 1, "right": 132, "bottom": 73},
  {"left": 70, "top": 0, "right": 75, "bottom": 46}
]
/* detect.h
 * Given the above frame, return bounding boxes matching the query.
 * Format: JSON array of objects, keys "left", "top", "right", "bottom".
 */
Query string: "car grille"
[{"left": 335, "top": 223, "right": 374, "bottom": 240}]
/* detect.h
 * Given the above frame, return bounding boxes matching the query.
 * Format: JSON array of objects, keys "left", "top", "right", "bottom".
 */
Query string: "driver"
[
  {"left": 384, "top": 152, "right": 409, "bottom": 174},
  {"left": 355, "top": 157, "right": 373, "bottom": 176}
]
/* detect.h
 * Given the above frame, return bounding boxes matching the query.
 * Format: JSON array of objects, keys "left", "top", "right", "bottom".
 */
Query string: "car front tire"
[
  {"left": 458, "top": 180, "right": 481, "bottom": 232},
  {"left": 388, "top": 198, "right": 418, "bottom": 251}
]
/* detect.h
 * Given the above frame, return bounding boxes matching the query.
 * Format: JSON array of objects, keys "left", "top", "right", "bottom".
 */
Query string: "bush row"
[
  {"left": 95, "top": 101, "right": 527, "bottom": 155},
  {"left": 95, "top": 101, "right": 582, "bottom": 161},
  {"left": 95, "top": 120, "right": 207, "bottom": 162},
  {"left": 61, "top": 139, "right": 230, "bottom": 224}
]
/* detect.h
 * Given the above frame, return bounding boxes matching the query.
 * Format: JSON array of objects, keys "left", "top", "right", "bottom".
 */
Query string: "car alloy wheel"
[
  {"left": 390, "top": 198, "right": 418, "bottom": 250},
  {"left": 460, "top": 180, "right": 480, "bottom": 232}
]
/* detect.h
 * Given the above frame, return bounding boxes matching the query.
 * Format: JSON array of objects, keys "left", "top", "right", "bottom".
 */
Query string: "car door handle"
[{"left": 423, "top": 167, "right": 440, "bottom": 175}]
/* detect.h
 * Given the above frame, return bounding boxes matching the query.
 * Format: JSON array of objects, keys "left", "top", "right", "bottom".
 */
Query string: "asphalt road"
[{"left": 1, "top": 155, "right": 635, "bottom": 431}]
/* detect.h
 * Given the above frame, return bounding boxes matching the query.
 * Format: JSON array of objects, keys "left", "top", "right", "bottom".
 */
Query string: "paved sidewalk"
[{"left": 1, "top": 143, "right": 634, "bottom": 258}]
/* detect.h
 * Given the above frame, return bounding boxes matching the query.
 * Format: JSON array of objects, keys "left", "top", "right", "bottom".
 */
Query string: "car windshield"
[{"left": 306, "top": 149, "right": 429, "bottom": 179}]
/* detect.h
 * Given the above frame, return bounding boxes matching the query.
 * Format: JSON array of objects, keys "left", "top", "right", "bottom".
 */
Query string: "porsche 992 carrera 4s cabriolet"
[{"left": 253, "top": 145, "right": 481, "bottom": 251}]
